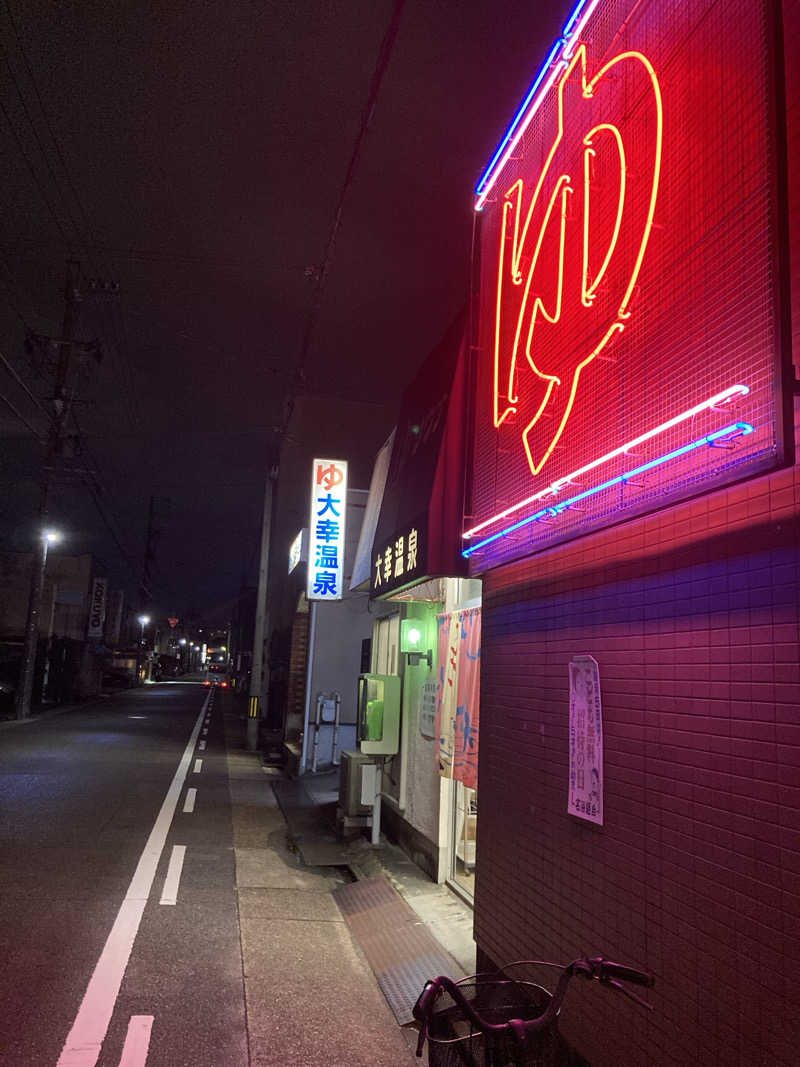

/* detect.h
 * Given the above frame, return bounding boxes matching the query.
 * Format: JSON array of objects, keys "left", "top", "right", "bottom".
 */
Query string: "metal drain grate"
[{"left": 333, "top": 877, "right": 464, "bottom": 1025}]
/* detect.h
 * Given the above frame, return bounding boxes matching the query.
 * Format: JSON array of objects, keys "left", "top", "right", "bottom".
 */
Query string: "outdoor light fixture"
[
  {"left": 42, "top": 529, "right": 61, "bottom": 544},
  {"left": 179, "top": 638, "right": 187, "bottom": 646},
  {"left": 400, "top": 619, "right": 432, "bottom": 668}
]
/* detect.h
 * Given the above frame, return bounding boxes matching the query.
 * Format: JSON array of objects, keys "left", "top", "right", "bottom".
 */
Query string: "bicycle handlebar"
[{"left": 589, "top": 959, "right": 654, "bottom": 987}]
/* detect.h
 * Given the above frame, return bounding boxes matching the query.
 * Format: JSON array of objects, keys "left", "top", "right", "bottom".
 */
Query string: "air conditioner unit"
[{"left": 339, "top": 749, "right": 375, "bottom": 817}]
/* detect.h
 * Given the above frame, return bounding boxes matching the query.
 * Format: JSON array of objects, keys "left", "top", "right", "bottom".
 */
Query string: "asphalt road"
[{"left": 0, "top": 681, "right": 247, "bottom": 1067}]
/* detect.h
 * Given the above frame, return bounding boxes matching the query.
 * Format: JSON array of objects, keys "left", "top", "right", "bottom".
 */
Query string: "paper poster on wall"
[
  {"left": 568, "top": 655, "right": 603, "bottom": 825},
  {"left": 419, "top": 678, "right": 437, "bottom": 740}
]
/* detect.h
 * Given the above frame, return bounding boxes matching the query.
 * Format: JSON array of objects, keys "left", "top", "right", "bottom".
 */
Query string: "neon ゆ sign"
[
  {"left": 466, "top": 0, "right": 788, "bottom": 568},
  {"left": 492, "top": 44, "right": 662, "bottom": 478}
]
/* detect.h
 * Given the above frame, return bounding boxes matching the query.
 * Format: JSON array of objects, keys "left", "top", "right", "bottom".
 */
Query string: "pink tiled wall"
[{"left": 474, "top": 3, "right": 800, "bottom": 1064}]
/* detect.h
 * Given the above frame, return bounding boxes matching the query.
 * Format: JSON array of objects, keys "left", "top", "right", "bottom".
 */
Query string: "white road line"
[
  {"left": 193, "top": 758, "right": 202, "bottom": 773},
  {"left": 56, "top": 691, "right": 210, "bottom": 1067},
  {"left": 198, "top": 740, "right": 206, "bottom": 751},
  {"left": 201, "top": 728, "right": 207, "bottom": 736},
  {"left": 182, "top": 788, "right": 197, "bottom": 813},
  {"left": 159, "top": 844, "right": 186, "bottom": 906},
  {"left": 117, "top": 1015, "right": 153, "bottom": 1067}
]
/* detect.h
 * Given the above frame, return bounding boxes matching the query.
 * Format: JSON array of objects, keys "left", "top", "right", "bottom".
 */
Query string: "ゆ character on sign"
[{"left": 492, "top": 44, "right": 662, "bottom": 478}]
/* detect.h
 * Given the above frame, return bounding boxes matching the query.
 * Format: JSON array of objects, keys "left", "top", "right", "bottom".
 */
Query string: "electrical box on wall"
[{"left": 357, "top": 673, "right": 400, "bottom": 755}]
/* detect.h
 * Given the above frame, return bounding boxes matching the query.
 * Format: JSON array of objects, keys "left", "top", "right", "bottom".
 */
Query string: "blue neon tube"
[
  {"left": 462, "top": 422, "right": 754, "bottom": 558},
  {"left": 475, "top": 0, "right": 593, "bottom": 197}
]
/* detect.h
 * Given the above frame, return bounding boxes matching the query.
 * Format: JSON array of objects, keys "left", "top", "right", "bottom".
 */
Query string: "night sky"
[{"left": 0, "top": 0, "right": 565, "bottom": 620}]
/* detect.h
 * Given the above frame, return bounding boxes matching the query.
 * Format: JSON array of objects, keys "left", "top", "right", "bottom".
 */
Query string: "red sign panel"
[{"left": 465, "top": 0, "right": 791, "bottom": 570}]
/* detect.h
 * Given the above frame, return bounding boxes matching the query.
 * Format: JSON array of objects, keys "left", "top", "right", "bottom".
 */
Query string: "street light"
[
  {"left": 137, "top": 615, "right": 152, "bottom": 683},
  {"left": 15, "top": 527, "right": 61, "bottom": 719}
]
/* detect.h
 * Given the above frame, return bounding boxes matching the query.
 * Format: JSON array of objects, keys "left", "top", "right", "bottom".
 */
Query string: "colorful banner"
[{"left": 435, "top": 607, "right": 481, "bottom": 789}]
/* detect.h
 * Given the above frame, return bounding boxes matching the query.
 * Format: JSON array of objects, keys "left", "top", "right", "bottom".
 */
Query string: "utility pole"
[
  {"left": 140, "top": 494, "right": 157, "bottom": 607},
  {"left": 15, "top": 261, "right": 80, "bottom": 718},
  {"left": 247, "top": 466, "right": 276, "bottom": 751},
  {"left": 138, "top": 494, "right": 159, "bottom": 682}
]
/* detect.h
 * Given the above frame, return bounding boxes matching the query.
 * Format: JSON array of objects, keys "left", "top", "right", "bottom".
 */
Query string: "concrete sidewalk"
[
  {"left": 224, "top": 715, "right": 419, "bottom": 1066},
  {"left": 277, "top": 768, "right": 476, "bottom": 976}
]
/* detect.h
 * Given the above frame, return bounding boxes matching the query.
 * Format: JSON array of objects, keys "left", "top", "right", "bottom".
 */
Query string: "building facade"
[
  {"left": 360, "top": 317, "right": 485, "bottom": 892},
  {"left": 265, "top": 395, "right": 392, "bottom": 759},
  {"left": 463, "top": 1, "right": 800, "bottom": 1064}
]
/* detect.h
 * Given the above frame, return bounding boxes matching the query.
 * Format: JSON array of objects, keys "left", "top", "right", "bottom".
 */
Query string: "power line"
[
  {"left": 0, "top": 345, "right": 50, "bottom": 419},
  {"left": 2, "top": 1, "right": 107, "bottom": 276},
  {"left": 3, "top": 2, "right": 144, "bottom": 424},
  {"left": 2, "top": 3, "right": 140, "bottom": 441},
  {"left": 0, "top": 96, "right": 75, "bottom": 252},
  {"left": 71, "top": 410, "right": 142, "bottom": 537},
  {"left": 0, "top": 16, "right": 155, "bottom": 599},
  {"left": 106, "top": 296, "right": 142, "bottom": 433},
  {"left": 286, "top": 0, "right": 407, "bottom": 418},
  {"left": 0, "top": 252, "right": 35, "bottom": 328},
  {"left": 80, "top": 473, "right": 147, "bottom": 586},
  {"left": 71, "top": 414, "right": 155, "bottom": 592},
  {"left": 6, "top": 238, "right": 260, "bottom": 271},
  {"left": 0, "top": 38, "right": 88, "bottom": 257},
  {"left": 0, "top": 386, "right": 45, "bottom": 442}
]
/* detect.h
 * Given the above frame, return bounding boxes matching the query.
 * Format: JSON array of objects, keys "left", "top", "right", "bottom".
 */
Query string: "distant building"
[
  {"left": 0, "top": 551, "right": 93, "bottom": 641},
  {"left": 0, "top": 551, "right": 117, "bottom": 703},
  {"left": 263, "top": 395, "right": 394, "bottom": 761}
]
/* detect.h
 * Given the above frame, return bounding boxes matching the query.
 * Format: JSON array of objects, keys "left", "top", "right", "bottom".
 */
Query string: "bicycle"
[{"left": 412, "top": 955, "right": 655, "bottom": 1066}]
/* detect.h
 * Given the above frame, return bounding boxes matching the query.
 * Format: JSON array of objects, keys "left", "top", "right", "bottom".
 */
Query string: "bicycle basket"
[{"left": 423, "top": 976, "right": 558, "bottom": 1067}]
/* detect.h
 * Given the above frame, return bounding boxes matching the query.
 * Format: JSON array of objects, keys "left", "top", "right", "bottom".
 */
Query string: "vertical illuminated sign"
[
  {"left": 307, "top": 459, "right": 348, "bottom": 601},
  {"left": 465, "top": 0, "right": 791, "bottom": 570},
  {"left": 86, "top": 577, "right": 108, "bottom": 640}
]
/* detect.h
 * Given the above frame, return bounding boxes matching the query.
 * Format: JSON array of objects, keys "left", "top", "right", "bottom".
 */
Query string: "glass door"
[{"left": 451, "top": 779, "right": 477, "bottom": 899}]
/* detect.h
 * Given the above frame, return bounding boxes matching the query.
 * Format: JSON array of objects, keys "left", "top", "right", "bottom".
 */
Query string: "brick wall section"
[
  {"left": 477, "top": 404, "right": 800, "bottom": 1067},
  {"left": 474, "top": 4, "right": 800, "bottom": 1064},
  {"left": 787, "top": 0, "right": 800, "bottom": 376}
]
